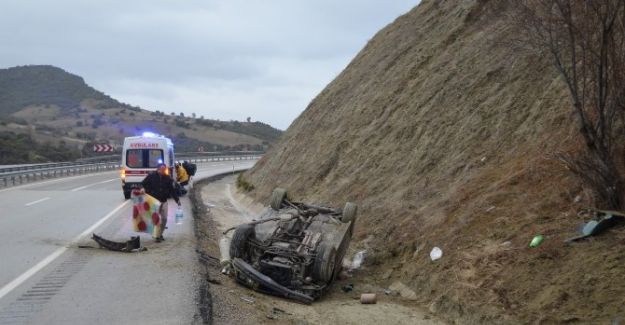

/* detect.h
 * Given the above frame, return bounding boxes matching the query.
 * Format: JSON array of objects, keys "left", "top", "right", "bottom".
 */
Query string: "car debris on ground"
[
  {"left": 565, "top": 209, "right": 625, "bottom": 243},
  {"left": 89, "top": 233, "right": 146, "bottom": 252},
  {"left": 220, "top": 187, "right": 358, "bottom": 304},
  {"left": 349, "top": 250, "right": 367, "bottom": 271},
  {"left": 360, "top": 293, "right": 377, "bottom": 304},
  {"left": 240, "top": 296, "right": 255, "bottom": 304},
  {"left": 342, "top": 284, "right": 354, "bottom": 293}
]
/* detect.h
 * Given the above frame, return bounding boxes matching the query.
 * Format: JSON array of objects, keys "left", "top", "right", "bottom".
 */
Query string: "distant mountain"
[
  {"left": 0, "top": 65, "right": 282, "bottom": 163},
  {"left": 0, "top": 65, "right": 135, "bottom": 115}
]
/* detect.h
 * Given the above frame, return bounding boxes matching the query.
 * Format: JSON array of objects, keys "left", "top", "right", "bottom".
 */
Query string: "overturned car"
[{"left": 222, "top": 188, "right": 357, "bottom": 304}]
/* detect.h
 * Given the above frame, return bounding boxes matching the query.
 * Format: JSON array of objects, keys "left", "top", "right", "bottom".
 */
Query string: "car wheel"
[
  {"left": 270, "top": 188, "right": 287, "bottom": 211},
  {"left": 229, "top": 224, "right": 255, "bottom": 259},
  {"left": 123, "top": 190, "right": 131, "bottom": 200},
  {"left": 312, "top": 241, "right": 337, "bottom": 283},
  {"left": 341, "top": 202, "right": 358, "bottom": 223}
]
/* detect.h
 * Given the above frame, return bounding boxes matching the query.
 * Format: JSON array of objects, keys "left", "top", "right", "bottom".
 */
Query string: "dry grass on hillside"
[
  {"left": 9, "top": 102, "right": 263, "bottom": 148},
  {"left": 242, "top": 0, "right": 625, "bottom": 323}
]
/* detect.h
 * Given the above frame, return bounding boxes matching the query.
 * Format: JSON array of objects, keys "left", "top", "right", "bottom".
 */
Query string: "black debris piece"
[{"left": 91, "top": 233, "right": 143, "bottom": 252}]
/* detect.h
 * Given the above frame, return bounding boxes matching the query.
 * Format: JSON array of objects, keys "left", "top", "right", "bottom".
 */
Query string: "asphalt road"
[{"left": 0, "top": 160, "right": 256, "bottom": 324}]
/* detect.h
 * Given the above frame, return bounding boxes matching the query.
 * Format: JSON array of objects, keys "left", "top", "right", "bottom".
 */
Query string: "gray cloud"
[{"left": 0, "top": 0, "right": 418, "bottom": 129}]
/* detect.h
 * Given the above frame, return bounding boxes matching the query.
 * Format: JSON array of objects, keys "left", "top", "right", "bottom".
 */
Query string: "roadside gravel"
[{"left": 192, "top": 175, "right": 445, "bottom": 325}]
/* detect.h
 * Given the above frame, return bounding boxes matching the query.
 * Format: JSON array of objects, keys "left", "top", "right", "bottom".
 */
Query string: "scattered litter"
[
  {"left": 384, "top": 288, "right": 399, "bottom": 296},
  {"left": 91, "top": 233, "right": 144, "bottom": 252},
  {"left": 240, "top": 296, "right": 255, "bottom": 304},
  {"left": 360, "top": 293, "right": 377, "bottom": 304},
  {"left": 219, "top": 237, "right": 232, "bottom": 266},
  {"left": 266, "top": 307, "right": 291, "bottom": 320},
  {"left": 501, "top": 241, "right": 512, "bottom": 247},
  {"left": 565, "top": 209, "right": 625, "bottom": 243},
  {"left": 342, "top": 284, "right": 354, "bottom": 293},
  {"left": 485, "top": 206, "right": 496, "bottom": 212},
  {"left": 480, "top": 156, "right": 487, "bottom": 162},
  {"left": 350, "top": 250, "right": 367, "bottom": 271},
  {"left": 574, "top": 195, "right": 582, "bottom": 203},
  {"left": 430, "top": 247, "right": 443, "bottom": 261},
  {"left": 197, "top": 250, "right": 220, "bottom": 266},
  {"left": 389, "top": 281, "right": 418, "bottom": 300},
  {"left": 207, "top": 278, "right": 221, "bottom": 285},
  {"left": 529, "top": 235, "right": 544, "bottom": 248},
  {"left": 272, "top": 307, "right": 291, "bottom": 315},
  {"left": 338, "top": 270, "right": 351, "bottom": 280}
]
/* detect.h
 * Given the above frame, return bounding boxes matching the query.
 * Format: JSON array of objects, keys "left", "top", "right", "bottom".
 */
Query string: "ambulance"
[{"left": 120, "top": 133, "right": 176, "bottom": 199}]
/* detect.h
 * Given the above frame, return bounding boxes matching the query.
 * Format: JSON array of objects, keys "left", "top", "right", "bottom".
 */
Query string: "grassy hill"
[
  {"left": 0, "top": 65, "right": 282, "bottom": 163},
  {"left": 241, "top": 0, "right": 624, "bottom": 324},
  {"left": 0, "top": 65, "right": 135, "bottom": 115}
]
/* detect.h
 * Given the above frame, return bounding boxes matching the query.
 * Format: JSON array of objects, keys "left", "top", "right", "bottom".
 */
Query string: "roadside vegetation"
[
  {"left": 509, "top": 0, "right": 625, "bottom": 209},
  {"left": 0, "top": 65, "right": 137, "bottom": 116},
  {"left": 0, "top": 132, "right": 81, "bottom": 163},
  {"left": 0, "top": 65, "right": 282, "bottom": 163},
  {"left": 242, "top": 1, "right": 625, "bottom": 323}
]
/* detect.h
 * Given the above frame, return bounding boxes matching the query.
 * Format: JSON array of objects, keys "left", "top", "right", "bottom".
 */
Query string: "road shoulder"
[{"left": 192, "top": 175, "right": 445, "bottom": 325}]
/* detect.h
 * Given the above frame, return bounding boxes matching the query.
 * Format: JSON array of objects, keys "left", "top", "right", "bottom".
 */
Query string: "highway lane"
[
  {"left": 0, "top": 160, "right": 256, "bottom": 324},
  {"left": 0, "top": 172, "right": 123, "bottom": 289}
]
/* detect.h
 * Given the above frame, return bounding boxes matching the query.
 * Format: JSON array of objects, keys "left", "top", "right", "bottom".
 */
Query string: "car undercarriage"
[{"left": 222, "top": 188, "right": 358, "bottom": 303}]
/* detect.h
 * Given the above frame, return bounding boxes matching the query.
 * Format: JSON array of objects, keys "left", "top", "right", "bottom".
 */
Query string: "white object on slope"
[{"left": 430, "top": 247, "right": 443, "bottom": 261}]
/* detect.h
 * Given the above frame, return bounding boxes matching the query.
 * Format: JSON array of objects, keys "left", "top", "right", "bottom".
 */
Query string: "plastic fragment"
[
  {"left": 430, "top": 247, "right": 442, "bottom": 261},
  {"left": 529, "top": 235, "right": 544, "bottom": 248}
]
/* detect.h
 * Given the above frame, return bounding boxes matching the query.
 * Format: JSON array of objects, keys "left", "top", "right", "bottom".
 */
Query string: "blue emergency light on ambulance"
[{"left": 120, "top": 134, "right": 176, "bottom": 200}]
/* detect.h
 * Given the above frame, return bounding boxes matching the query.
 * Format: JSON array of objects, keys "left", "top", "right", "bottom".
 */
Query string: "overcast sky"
[{"left": 0, "top": 1, "right": 418, "bottom": 130}]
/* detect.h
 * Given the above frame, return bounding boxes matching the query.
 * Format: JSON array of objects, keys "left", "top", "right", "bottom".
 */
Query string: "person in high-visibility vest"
[{"left": 175, "top": 162, "right": 190, "bottom": 195}]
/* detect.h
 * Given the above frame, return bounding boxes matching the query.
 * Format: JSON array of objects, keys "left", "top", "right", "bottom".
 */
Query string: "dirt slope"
[{"left": 242, "top": 0, "right": 625, "bottom": 324}]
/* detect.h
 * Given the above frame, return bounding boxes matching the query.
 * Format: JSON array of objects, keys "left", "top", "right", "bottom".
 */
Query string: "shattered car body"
[{"left": 224, "top": 188, "right": 357, "bottom": 304}]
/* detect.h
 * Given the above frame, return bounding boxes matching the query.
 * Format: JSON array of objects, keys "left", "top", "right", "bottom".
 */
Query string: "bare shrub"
[{"left": 507, "top": 0, "right": 625, "bottom": 208}]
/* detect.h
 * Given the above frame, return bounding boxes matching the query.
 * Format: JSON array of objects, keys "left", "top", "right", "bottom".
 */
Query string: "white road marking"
[
  {"left": 70, "top": 178, "right": 117, "bottom": 191},
  {"left": 0, "top": 171, "right": 117, "bottom": 193},
  {"left": 98, "top": 178, "right": 117, "bottom": 184},
  {"left": 25, "top": 197, "right": 51, "bottom": 206},
  {"left": 0, "top": 200, "right": 129, "bottom": 301}
]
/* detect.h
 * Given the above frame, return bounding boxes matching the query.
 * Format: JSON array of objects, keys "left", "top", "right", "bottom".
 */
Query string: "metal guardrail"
[
  {"left": 0, "top": 151, "right": 264, "bottom": 174},
  {"left": 0, "top": 154, "right": 261, "bottom": 189}
]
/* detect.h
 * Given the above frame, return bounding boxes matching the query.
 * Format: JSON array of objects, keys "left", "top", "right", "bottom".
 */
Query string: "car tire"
[
  {"left": 123, "top": 190, "right": 131, "bottom": 200},
  {"left": 312, "top": 241, "right": 337, "bottom": 283},
  {"left": 341, "top": 202, "right": 358, "bottom": 223},
  {"left": 270, "top": 188, "right": 287, "bottom": 211},
  {"left": 229, "top": 224, "right": 255, "bottom": 259}
]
